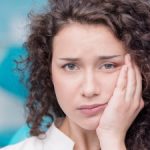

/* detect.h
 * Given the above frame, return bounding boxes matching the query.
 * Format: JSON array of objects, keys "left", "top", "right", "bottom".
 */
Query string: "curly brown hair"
[{"left": 24, "top": 0, "right": 150, "bottom": 149}]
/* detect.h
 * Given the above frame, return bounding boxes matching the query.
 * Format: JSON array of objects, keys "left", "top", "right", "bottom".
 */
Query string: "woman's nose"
[{"left": 81, "top": 72, "right": 100, "bottom": 98}]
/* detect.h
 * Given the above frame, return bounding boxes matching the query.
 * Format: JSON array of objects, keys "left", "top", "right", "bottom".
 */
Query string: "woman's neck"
[{"left": 58, "top": 117, "right": 100, "bottom": 150}]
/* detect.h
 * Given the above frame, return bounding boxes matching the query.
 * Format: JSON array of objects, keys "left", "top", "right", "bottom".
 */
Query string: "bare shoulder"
[{"left": 0, "top": 136, "right": 43, "bottom": 150}]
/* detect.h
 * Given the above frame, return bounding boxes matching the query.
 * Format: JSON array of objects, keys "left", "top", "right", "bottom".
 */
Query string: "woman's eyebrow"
[
  {"left": 58, "top": 55, "right": 122, "bottom": 61},
  {"left": 98, "top": 55, "right": 122, "bottom": 60}
]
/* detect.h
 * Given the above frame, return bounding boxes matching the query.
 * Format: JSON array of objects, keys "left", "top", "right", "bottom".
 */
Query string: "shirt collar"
[{"left": 43, "top": 122, "right": 75, "bottom": 150}]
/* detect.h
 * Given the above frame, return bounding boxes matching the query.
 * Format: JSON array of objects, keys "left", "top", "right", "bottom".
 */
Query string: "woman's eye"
[
  {"left": 100, "top": 63, "right": 116, "bottom": 70},
  {"left": 62, "top": 63, "right": 78, "bottom": 71}
]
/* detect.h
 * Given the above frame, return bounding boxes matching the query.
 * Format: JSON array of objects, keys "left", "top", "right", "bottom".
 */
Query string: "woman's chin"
[{"left": 79, "top": 116, "right": 101, "bottom": 131}]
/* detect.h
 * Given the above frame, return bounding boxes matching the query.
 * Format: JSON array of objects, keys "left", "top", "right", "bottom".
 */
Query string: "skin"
[
  {"left": 51, "top": 23, "right": 144, "bottom": 150},
  {"left": 97, "top": 55, "right": 144, "bottom": 150}
]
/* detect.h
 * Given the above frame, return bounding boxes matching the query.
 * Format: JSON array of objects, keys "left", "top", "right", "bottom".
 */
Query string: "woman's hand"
[{"left": 96, "top": 54, "right": 144, "bottom": 150}]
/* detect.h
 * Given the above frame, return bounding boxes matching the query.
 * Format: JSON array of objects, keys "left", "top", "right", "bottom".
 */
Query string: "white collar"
[{"left": 43, "top": 122, "right": 75, "bottom": 150}]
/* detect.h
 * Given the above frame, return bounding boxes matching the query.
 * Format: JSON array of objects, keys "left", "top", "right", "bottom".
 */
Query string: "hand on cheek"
[{"left": 96, "top": 54, "right": 144, "bottom": 148}]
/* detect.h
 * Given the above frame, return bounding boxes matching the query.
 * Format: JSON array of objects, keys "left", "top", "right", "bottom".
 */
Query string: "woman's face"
[{"left": 52, "top": 23, "right": 126, "bottom": 130}]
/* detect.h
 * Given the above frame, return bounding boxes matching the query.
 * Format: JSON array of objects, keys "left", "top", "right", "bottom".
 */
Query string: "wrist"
[
  {"left": 100, "top": 139, "right": 126, "bottom": 150},
  {"left": 98, "top": 133, "right": 126, "bottom": 150}
]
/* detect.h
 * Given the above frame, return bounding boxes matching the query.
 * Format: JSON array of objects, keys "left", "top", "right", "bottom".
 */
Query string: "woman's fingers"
[
  {"left": 112, "top": 65, "right": 128, "bottom": 103},
  {"left": 133, "top": 63, "right": 142, "bottom": 102},
  {"left": 125, "top": 54, "right": 136, "bottom": 103},
  {"left": 132, "top": 62, "right": 144, "bottom": 111},
  {"left": 140, "top": 98, "right": 145, "bottom": 110},
  {"left": 124, "top": 54, "right": 144, "bottom": 114},
  {"left": 111, "top": 54, "right": 144, "bottom": 113},
  {"left": 98, "top": 54, "right": 144, "bottom": 141},
  {"left": 116, "top": 65, "right": 128, "bottom": 91}
]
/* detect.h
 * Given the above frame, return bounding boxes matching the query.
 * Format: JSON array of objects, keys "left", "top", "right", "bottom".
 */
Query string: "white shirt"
[{"left": 1, "top": 123, "right": 75, "bottom": 150}]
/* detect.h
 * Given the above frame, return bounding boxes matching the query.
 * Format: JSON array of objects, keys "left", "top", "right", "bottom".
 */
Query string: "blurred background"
[{"left": 0, "top": 0, "right": 47, "bottom": 147}]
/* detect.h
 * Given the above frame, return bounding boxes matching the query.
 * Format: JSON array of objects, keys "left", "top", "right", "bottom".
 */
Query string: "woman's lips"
[{"left": 78, "top": 103, "right": 107, "bottom": 116}]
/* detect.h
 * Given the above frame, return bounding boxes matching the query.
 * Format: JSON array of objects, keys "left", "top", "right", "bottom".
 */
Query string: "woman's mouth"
[{"left": 78, "top": 103, "right": 107, "bottom": 116}]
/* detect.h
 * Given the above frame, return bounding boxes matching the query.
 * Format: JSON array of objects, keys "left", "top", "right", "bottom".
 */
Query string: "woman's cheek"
[
  {"left": 52, "top": 73, "right": 79, "bottom": 101},
  {"left": 100, "top": 71, "right": 120, "bottom": 98}
]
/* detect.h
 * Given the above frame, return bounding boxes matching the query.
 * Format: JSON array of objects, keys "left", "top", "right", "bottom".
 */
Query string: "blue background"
[{"left": 0, "top": 0, "right": 47, "bottom": 147}]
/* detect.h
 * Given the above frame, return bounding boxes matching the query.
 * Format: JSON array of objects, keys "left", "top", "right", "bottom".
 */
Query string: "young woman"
[{"left": 2, "top": 0, "right": 150, "bottom": 149}]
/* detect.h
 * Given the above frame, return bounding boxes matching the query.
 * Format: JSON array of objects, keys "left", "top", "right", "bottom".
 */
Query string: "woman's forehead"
[{"left": 53, "top": 23, "right": 126, "bottom": 57}]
